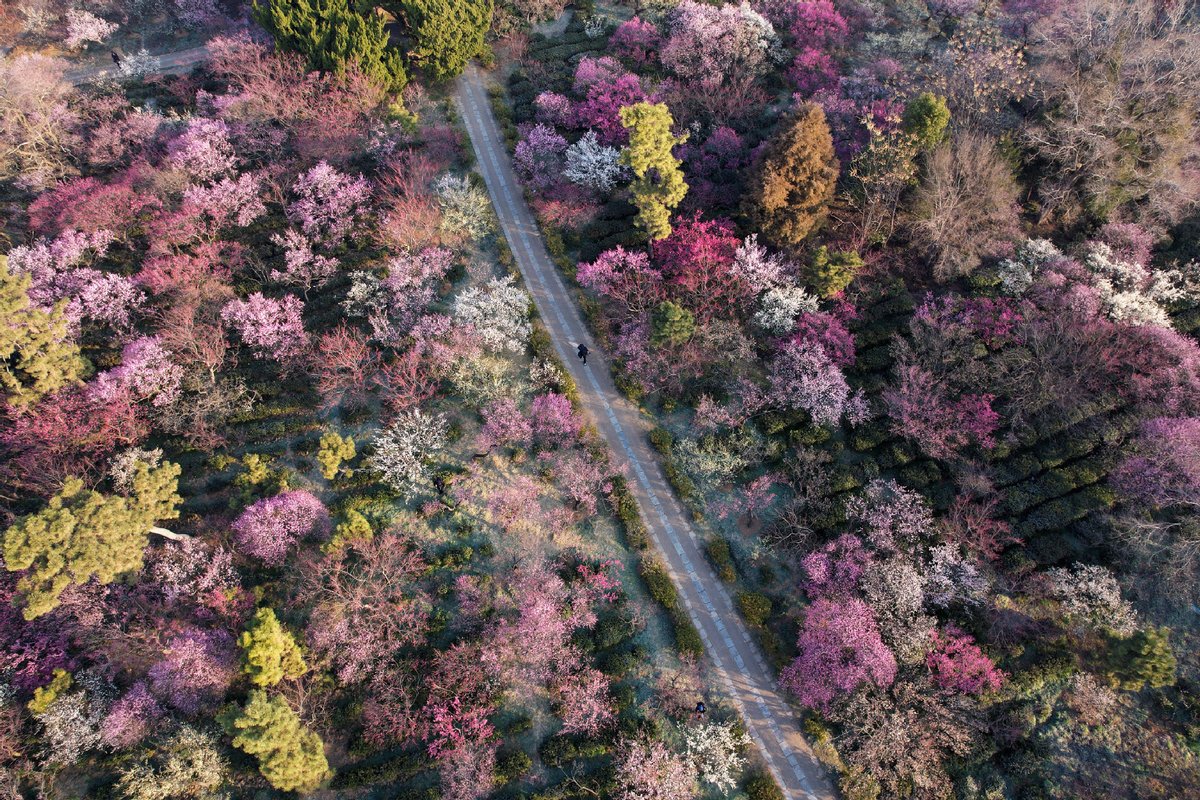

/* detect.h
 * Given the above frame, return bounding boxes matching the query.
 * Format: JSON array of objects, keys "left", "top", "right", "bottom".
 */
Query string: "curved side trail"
[
  {"left": 64, "top": 44, "right": 212, "bottom": 84},
  {"left": 455, "top": 66, "right": 835, "bottom": 800}
]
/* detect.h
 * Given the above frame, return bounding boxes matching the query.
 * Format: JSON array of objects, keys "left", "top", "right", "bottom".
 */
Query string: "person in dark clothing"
[
  {"left": 694, "top": 700, "right": 706, "bottom": 719},
  {"left": 111, "top": 50, "right": 121, "bottom": 65},
  {"left": 577, "top": 343, "right": 589, "bottom": 365}
]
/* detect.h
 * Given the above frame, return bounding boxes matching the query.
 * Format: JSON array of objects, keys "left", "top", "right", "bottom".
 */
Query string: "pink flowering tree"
[
  {"left": 287, "top": 160, "right": 372, "bottom": 247},
  {"left": 660, "top": 0, "right": 777, "bottom": 87},
  {"left": 231, "top": 490, "right": 332, "bottom": 565},
  {"left": 577, "top": 246, "right": 665, "bottom": 325},
  {"left": 269, "top": 229, "right": 339, "bottom": 293},
  {"left": 541, "top": 449, "right": 611, "bottom": 515},
  {"left": 478, "top": 397, "right": 532, "bottom": 452},
  {"left": 100, "top": 682, "right": 163, "bottom": 749},
  {"left": 554, "top": 665, "right": 614, "bottom": 736},
  {"left": 303, "top": 533, "right": 432, "bottom": 684},
  {"left": 514, "top": 124, "right": 568, "bottom": 191},
  {"left": 801, "top": 533, "right": 872, "bottom": 599},
  {"left": 926, "top": 627, "right": 1004, "bottom": 694},
  {"left": 717, "top": 473, "right": 781, "bottom": 525},
  {"left": 147, "top": 628, "right": 237, "bottom": 715},
  {"left": 780, "top": 597, "right": 897, "bottom": 712},
  {"left": 768, "top": 340, "right": 869, "bottom": 427},
  {"left": 573, "top": 56, "right": 628, "bottom": 95},
  {"left": 63, "top": 9, "right": 118, "bottom": 50},
  {"left": 182, "top": 173, "right": 267, "bottom": 231},
  {"left": 221, "top": 293, "right": 308, "bottom": 363},
  {"left": 613, "top": 737, "right": 698, "bottom": 800},
  {"left": 610, "top": 17, "right": 660, "bottom": 65},
  {"left": 89, "top": 336, "right": 184, "bottom": 408},
  {"left": 844, "top": 479, "right": 935, "bottom": 553},
  {"left": 533, "top": 91, "right": 573, "bottom": 127},
  {"left": 1111, "top": 417, "right": 1200, "bottom": 510},
  {"left": 167, "top": 118, "right": 237, "bottom": 182},
  {"left": 883, "top": 365, "right": 999, "bottom": 460},
  {"left": 530, "top": 392, "right": 582, "bottom": 448}
]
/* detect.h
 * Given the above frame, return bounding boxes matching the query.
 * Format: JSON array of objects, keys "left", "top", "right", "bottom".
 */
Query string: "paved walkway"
[
  {"left": 64, "top": 44, "right": 212, "bottom": 85},
  {"left": 455, "top": 66, "right": 835, "bottom": 800}
]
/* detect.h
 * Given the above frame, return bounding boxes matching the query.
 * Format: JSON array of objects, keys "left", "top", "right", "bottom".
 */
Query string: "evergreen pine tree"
[
  {"left": 651, "top": 301, "right": 695, "bottom": 346},
  {"left": 222, "top": 690, "right": 332, "bottom": 793},
  {"left": 0, "top": 255, "right": 85, "bottom": 407},
  {"left": 254, "top": 0, "right": 407, "bottom": 91},
  {"left": 240, "top": 608, "right": 307, "bottom": 688},
  {"left": 390, "top": 0, "right": 492, "bottom": 81},
  {"left": 619, "top": 102, "right": 689, "bottom": 242},
  {"left": 1108, "top": 626, "right": 1177, "bottom": 691},
  {"left": 3, "top": 461, "right": 182, "bottom": 619}
]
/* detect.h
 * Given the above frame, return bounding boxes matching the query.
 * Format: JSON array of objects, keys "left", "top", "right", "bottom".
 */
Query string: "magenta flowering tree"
[
  {"left": 287, "top": 160, "right": 372, "bottom": 247},
  {"left": 610, "top": 17, "right": 660, "bottom": 65},
  {"left": 89, "top": 336, "right": 185, "bottom": 408},
  {"left": 765, "top": 0, "right": 848, "bottom": 47},
  {"left": 652, "top": 215, "right": 747, "bottom": 321},
  {"left": 576, "top": 246, "right": 665, "bottom": 325},
  {"left": 100, "top": 681, "right": 163, "bottom": 749},
  {"left": 221, "top": 292, "right": 308, "bottom": 363},
  {"left": 573, "top": 74, "right": 650, "bottom": 146},
  {"left": 0, "top": 574, "right": 75, "bottom": 693},
  {"left": 513, "top": 124, "right": 568, "bottom": 191},
  {"left": 530, "top": 392, "right": 581, "bottom": 447},
  {"left": 167, "top": 118, "right": 237, "bottom": 182},
  {"left": 791, "top": 311, "right": 856, "bottom": 367},
  {"left": 926, "top": 627, "right": 1004, "bottom": 694},
  {"left": 801, "top": 533, "right": 872, "bottom": 599},
  {"left": 147, "top": 628, "right": 238, "bottom": 715},
  {"left": 788, "top": 47, "right": 841, "bottom": 95},
  {"left": 883, "top": 365, "right": 999, "bottom": 460},
  {"left": 1111, "top": 417, "right": 1200, "bottom": 510},
  {"left": 231, "top": 490, "right": 332, "bottom": 565},
  {"left": 478, "top": 397, "right": 532, "bottom": 452},
  {"left": 768, "top": 340, "right": 868, "bottom": 427},
  {"left": 780, "top": 597, "right": 897, "bottom": 712},
  {"left": 680, "top": 127, "right": 751, "bottom": 212}
]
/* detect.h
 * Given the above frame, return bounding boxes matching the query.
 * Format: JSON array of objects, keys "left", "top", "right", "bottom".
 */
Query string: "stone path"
[
  {"left": 455, "top": 65, "right": 835, "bottom": 800},
  {"left": 64, "top": 43, "right": 212, "bottom": 84}
]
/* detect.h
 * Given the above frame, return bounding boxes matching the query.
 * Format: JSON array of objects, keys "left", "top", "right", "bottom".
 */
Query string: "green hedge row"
[{"left": 639, "top": 558, "right": 704, "bottom": 657}]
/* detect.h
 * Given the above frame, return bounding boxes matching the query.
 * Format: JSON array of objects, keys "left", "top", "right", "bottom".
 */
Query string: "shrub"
[
  {"left": 746, "top": 770, "right": 785, "bottom": 800},
  {"left": 737, "top": 592, "right": 772, "bottom": 627},
  {"left": 706, "top": 538, "right": 737, "bottom": 583}
]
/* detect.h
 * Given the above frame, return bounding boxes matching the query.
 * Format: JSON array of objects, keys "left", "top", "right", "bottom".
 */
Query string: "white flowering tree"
[
  {"left": 683, "top": 721, "right": 748, "bottom": 793},
  {"left": 64, "top": 9, "right": 117, "bottom": 50},
  {"left": 753, "top": 285, "right": 819, "bottom": 334},
  {"left": 453, "top": 275, "right": 532, "bottom": 354},
  {"left": 434, "top": 174, "right": 495, "bottom": 241},
  {"left": 565, "top": 131, "right": 624, "bottom": 193},
  {"left": 1046, "top": 563, "right": 1137, "bottom": 636},
  {"left": 368, "top": 410, "right": 448, "bottom": 496}
]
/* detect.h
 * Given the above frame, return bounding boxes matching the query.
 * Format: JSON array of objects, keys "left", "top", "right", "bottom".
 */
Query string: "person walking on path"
[
  {"left": 577, "top": 343, "right": 589, "bottom": 365},
  {"left": 111, "top": 50, "right": 121, "bottom": 66}
]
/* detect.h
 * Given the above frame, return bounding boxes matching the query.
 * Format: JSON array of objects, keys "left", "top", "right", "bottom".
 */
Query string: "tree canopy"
[
  {"left": 1, "top": 255, "right": 85, "bottom": 407},
  {"left": 619, "top": 102, "right": 689, "bottom": 242}
]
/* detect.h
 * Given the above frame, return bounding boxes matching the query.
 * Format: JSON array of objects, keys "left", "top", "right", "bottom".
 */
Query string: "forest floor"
[{"left": 454, "top": 64, "right": 837, "bottom": 800}]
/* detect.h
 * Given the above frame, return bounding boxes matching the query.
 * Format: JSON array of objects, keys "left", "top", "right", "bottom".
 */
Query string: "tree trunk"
[{"left": 148, "top": 525, "right": 191, "bottom": 541}]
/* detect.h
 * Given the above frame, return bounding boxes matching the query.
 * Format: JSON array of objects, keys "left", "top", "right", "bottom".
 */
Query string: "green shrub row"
[
  {"left": 608, "top": 475, "right": 649, "bottom": 550},
  {"left": 639, "top": 558, "right": 704, "bottom": 657},
  {"left": 330, "top": 748, "right": 432, "bottom": 790}
]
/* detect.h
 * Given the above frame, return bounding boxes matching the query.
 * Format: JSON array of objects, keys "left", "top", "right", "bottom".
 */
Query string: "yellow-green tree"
[
  {"left": 3, "top": 461, "right": 182, "bottom": 619},
  {"left": 619, "top": 102, "right": 688, "bottom": 241},
  {"left": 745, "top": 103, "right": 839, "bottom": 247},
  {"left": 221, "top": 690, "right": 331, "bottom": 793},
  {"left": 316, "top": 431, "right": 355, "bottom": 480},
  {"left": 1, "top": 255, "right": 85, "bottom": 407},
  {"left": 240, "top": 608, "right": 307, "bottom": 688}
]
